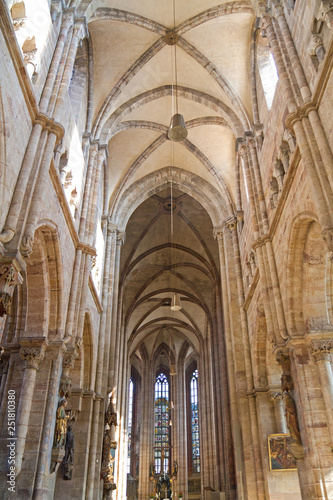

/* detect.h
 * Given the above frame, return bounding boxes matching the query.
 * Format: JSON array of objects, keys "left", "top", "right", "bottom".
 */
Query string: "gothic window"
[
  {"left": 155, "top": 372, "right": 170, "bottom": 474},
  {"left": 257, "top": 35, "right": 279, "bottom": 110},
  {"left": 190, "top": 369, "right": 200, "bottom": 472},
  {"left": 127, "top": 378, "right": 134, "bottom": 474}
]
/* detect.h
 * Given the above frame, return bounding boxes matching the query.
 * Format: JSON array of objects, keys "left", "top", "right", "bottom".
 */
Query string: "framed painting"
[{"left": 268, "top": 434, "right": 297, "bottom": 471}]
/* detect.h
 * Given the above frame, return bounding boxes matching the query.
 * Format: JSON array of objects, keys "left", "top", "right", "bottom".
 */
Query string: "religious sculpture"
[
  {"left": 172, "top": 460, "right": 178, "bottom": 477},
  {"left": 54, "top": 399, "right": 69, "bottom": 448},
  {"left": 283, "top": 391, "right": 302, "bottom": 445},
  {"left": 64, "top": 425, "right": 75, "bottom": 480}
]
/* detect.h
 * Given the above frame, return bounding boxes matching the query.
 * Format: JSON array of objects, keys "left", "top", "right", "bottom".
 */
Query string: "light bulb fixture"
[
  {"left": 167, "top": 0, "right": 187, "bottom": 142},
  {"left": 170, "top": 363, "right": 177, "bottom": 376},
  {"left": 171, "top": 292, "right": 182, "bottom": 311}
]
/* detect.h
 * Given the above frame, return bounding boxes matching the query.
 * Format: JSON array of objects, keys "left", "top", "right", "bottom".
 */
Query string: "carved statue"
[
  {"left": 270, "top": 178, "right": 279, "bottom": 209},
  {"left": 54, "top": 399, "right": 69, "bottom": 448},
  {"left": 105, "top": 398, "right": 118, "bottom": 427},
  {"left": 149, "top": 462, "right": 155, "bottom": 478},
  {"left": 172, "top": 460, "right": 178, "bottom": 477},
  {"left": 283, "top": 391, "right": 302, "bottom": 445},
  {"left": 64, "top": 425, "right": 74, "bottom": 480}
]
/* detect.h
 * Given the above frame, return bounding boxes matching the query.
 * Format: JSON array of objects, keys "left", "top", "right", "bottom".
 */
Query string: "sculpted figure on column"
[
  {"left": 54, "top": 399, "right": 69, "bottom": 448},
  {"left": 277, "top": 353, "right": 302, "bottom": 445},
  {"left": 64, "top": 425, "right": 75, "bottom": 480}
]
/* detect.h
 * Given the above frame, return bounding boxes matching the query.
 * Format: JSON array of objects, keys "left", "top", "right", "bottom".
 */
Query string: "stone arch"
[
  {"left": 20, "top": 222, "right": 63, "bottom": 339},
  {"left": 286, "top": 212, "right": 331, "bottom": 335},
  {"left": 97, "top": 85, "right": 243, "bottom": 141},
  {"left": 111, "top": 166, "right": 232, "bottom": 232}
]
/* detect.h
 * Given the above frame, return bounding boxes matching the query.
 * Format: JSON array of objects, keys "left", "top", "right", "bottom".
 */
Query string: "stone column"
[
  {"left": 108, "top": 231, "right": 125, "bottom": 396},
  {"left": 311, "top": 339, "right": 333, "bottom": 440},
  {"left": 174, "top": 353, "right": 187, "bottom": 499},
  {"left": 39, "top": 11, "right": 75, "bottom": 113},
  {"left": 214, "top": 228, "right": 242, "bottom": 500},
  {"left": 53, "top": 19, "right": 87, "bottom": 122},
  {"left": 15, "top": 340, "right": 47, "bottom": 474},
  {"left": 225, "top": 217, "right": 265, "bottom": 500},
  {"left": 269, "top": 392, "right": 287, "bottom": 433},
  {"left": 138, "top": 355, "right": 154, "bottom": 500},
  {"left": 32, "top": 343, "right": 65, "bottom": 500},
  {"left": 86, "top": 394, "right": 104, "bottom": 500},
  {"left": 64, "top": 143, "right": 99, "bottom": 343}
]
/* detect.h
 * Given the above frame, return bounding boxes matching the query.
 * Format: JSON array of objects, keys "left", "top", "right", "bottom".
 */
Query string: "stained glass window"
[
  {"left": 127, "top": 378, "right": 134, "bottom": 474},
  {"left": 190, "top": 369, "right": 200, "bottom": 472},
  {"left": 155, "top": 373, "right": 170, "bottom": 474}
]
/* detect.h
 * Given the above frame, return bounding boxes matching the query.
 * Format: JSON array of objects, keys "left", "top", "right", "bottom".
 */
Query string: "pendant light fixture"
[{"left": 168, "top": 0, "right": 188, "bottom": 142}]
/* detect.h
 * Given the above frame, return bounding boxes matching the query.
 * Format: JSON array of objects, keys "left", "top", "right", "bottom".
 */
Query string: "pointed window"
[
  {"left": 127, "top": 378, "right": 134, "bottom": 474},
  {"left": 257, "top": 36, "right": 279, "bottom": 110},
  {"left": 155, "top": 372, "right": 170, "bottom": 474},
  {"left": 190, "top": 369, "right": 200, "bottom": 472}
]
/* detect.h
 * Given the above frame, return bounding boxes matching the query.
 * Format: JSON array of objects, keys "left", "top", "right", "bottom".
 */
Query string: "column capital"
[
  {"left": 269, "top": 391, "right": 283, "bottom": 404},
  {"left": 224, "top": 216, "right": 238, "bottom": 232},
  {"left": 116, "top": 231, "right": 126, "bottom": 246},
  {"left": 73, "top": 17, "right": 88, "bottom": 41},
  {"left": 272, "top": 1, "right": 285, "bottom": 19},
  {"left": 238, "top": 144, "right": 248, "bottom": 157},
  {"left": 260, "top": 14, "right": 274, "bottom": 31},
  {"left": 311, "top": 339, "right": 333, "bottom": 362},
  {"left": 98, "top": 143, "right": 109, "bottom": 160},
  {"left": 61, "top": 9, "right": 75, "bottom": 31},
  {"left": 107, "top": 222, "right": 118, "bottom": 234},
  {"left": 19, "top": 339, "right": 48, "bottom": 369},
  {"left": 213, "top": 227, "right": 224, "bottom": 241}
]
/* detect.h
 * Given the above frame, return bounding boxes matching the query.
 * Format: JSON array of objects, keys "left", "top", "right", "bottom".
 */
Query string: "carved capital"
[
  {"left": 19, "top": 342, "right": 47, "bottom": 369},
  {"left": 213, "top": 227, "right": 223, "bottom": 241},
  {"left": 272, "top": 1, "right": 284, "bottom": 19},
  {"left": 238, "top": 144, "right": 248, "bottom": 157},
  {"left": 322, "top": 227, "right": 333, "bottom": 252},
  {"left": 225, "top": 216, "right": 237, "bottom": 232},
  {"left": 73, "top": 18, "right": 88, "bottom": 41},
  {"left": 107, "top": 222, "right": 117, "bottom": 235},
  {"left": 116, "top": 231, "right": 126, "bottom": 246},
  {"left": 270, "top": 391, "right": 283, "bottom": 404},
  {"left": 308, "top": 34, "right": 325, "bottom": 57},
  {"left": 61, "top": 10, "right": 75, "bottom": 31},
  {"left": 261, "top": 14, "right": 273, "bottom": 32},
  {"left": 311, "top": 339, "right": 333, "bottom": 362},
  {"left": 318, "top": 1, "right": 333, "bottom": 29}
]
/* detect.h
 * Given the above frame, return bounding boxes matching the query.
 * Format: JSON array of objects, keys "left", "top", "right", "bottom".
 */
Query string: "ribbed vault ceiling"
[{"left": 75, "top": 0, "right": 255, "bottom": 362}]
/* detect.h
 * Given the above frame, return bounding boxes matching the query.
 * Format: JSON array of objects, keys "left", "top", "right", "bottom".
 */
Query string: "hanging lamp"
[
  {"left": 168, "top": 0, "right": 187, "bottom": 142},
  {"left": 171, "top": 292, "right": 182, "bottom": 311}
]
